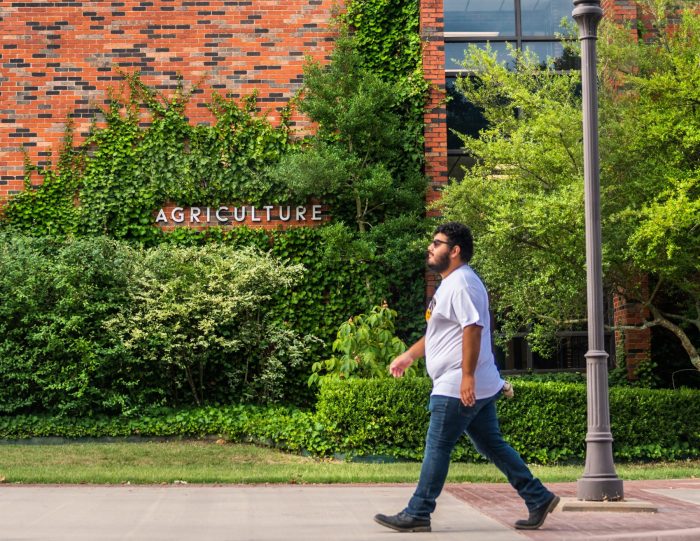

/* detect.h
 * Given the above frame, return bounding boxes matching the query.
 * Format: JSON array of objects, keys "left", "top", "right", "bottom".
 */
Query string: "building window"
[
  {"left": 445, "top": 0, "right": 577, "bottom": 152},
  {"left": 497, "top": 331, "right": 616, "bottom": 372},
  {"left": 444, "top": 0, "right": 516, "bottom": 34}
]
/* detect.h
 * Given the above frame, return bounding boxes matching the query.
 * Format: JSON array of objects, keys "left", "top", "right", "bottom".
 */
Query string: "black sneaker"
[
  {"left": 514, "top": 495, "right": 560, "bottom": 530},
  {"left": 374, "top": 511, "right": 431, "bottom": 532}
]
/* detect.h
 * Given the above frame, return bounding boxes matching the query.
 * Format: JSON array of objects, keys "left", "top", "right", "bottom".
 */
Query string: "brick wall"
[
  {"left": 0, "top": 0, "right": 337, "bottom": 200},
  {"left": 419, "top": 0, "right": 447, "bottom": 211},
  {"left": 602, "top": 0, "right": 639, "bottom": 25},
  {"left": 419, "top": 0, "right": 447, "bottom": 300},
  {"left": 613, "top": 285, "right": 651, "bottom": 378}
]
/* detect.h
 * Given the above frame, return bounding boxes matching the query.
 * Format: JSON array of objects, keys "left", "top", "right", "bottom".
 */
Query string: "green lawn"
[{"left": 0, "top": 441, "right": 698, "bottom": 484}]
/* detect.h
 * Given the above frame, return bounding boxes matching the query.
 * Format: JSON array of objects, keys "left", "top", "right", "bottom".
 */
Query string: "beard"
[{"left": 426, "top": 250, "right": 450, "bottom": 273}]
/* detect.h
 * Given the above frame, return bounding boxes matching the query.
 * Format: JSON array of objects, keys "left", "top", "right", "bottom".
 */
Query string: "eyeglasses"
[{"left": 430, "top": 239, "right": 452, "bottom": 248}]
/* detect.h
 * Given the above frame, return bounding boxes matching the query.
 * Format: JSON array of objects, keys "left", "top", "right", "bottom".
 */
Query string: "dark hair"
[{"left": 434, "top": 222, "right": 473, "bottom": 263}]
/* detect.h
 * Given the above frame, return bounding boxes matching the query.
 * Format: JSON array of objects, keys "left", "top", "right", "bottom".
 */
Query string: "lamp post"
[{"left": 572, "top": 0, "right": 624, "bottom": 501}]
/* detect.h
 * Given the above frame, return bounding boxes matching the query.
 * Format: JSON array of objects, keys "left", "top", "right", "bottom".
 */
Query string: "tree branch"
[
  {"left": 647, "top": 304, "right": 700, "bottom": 370},
  {"left": 559, "top": 131, "right": 580, "bottom": 174},
  {"left": 648, "top": 276, "right": 663, "bottom": 304},
  {"left": 515, "top": 163, "right": 554, "bottom": 190}
]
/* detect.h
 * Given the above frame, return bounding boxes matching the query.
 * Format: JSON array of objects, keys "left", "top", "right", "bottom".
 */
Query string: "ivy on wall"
[
  {"left": 3, "top": 74, "right": 296, "bottom": 243},
  {"left": 2, "top": 0, "right": 428, "bottom": 240},
  {"left": 342, "top": 0, "right": 428, "bottom": 167},
  {"left": 7, "top": 126, "right": 83, "bottom": 237}
]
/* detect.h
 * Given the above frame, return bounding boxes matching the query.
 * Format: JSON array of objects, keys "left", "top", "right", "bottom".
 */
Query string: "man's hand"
[
  {"left": 389, "top": 353, "right": 413, "bottom": 378},
  {"left": 460, "top": 374, "right": 476, "bottom": 407},
  {"left": 389, "top": 337, "right": 424, "bottom": 378}
]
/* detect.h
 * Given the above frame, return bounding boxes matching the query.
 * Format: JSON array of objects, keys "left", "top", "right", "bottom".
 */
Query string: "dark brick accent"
[{"left": 0, "top": 0, "right": 337, "bottom": 200}]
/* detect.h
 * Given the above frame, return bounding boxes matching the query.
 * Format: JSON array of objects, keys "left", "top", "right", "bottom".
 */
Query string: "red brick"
[{"left": 0, "top": 0, "right": 337, "bottom": 197}]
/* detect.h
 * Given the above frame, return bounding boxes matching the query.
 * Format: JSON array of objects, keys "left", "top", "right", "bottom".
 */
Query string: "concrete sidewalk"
[
  {"left": 0, "top": 485, "right": 522, "bottom": 541},
  {"left": 1, "top": 480, "right": 699, "bottom": 541}
]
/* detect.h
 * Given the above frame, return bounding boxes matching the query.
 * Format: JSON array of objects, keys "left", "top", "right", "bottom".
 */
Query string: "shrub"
[
  {"left": 315, "top": 377, "right": 432, "bottom": 460},
  {"left": 106, "top": 244, "right": 314, "bottom": 407},
  {"left": 506, "top": 371, "right": 586, "bottom": 384},
  {"left": 0, "top": 405, "right": 332, "bottom": 456},
  {"left": 308, "top": 304, "right": 410, "bottom": 386},
  {"left": 3, "top": 380, "right": 698, "bottom": 464},
  {"left": 0, "top": 234, "right": 140, "bottom": 415},
  {"left": 314, "top": 378, "right": 700, "bottom": 463},
  {"left": 0, "top": 235, "right": 318, "bottom": 415}
]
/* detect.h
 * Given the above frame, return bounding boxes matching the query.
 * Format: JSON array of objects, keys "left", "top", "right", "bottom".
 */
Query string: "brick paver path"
[{"left": 447, "top": 479, "right": 700, "bottom": 540}]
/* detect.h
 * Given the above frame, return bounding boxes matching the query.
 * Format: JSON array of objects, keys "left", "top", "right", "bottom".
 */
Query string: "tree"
[
  {"left": 439, "top": 1, "right": 699, "bottom": 369},
  {"left": 268, "top": 36, "right": 426, "bottom": 233},
  {"left": 598, "top": 0, "right": 700, "bottom": 368}
]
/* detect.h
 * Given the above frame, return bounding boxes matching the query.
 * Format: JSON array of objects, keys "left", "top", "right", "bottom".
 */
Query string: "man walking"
[{"left": 374, "top": 222, "right": 559, "bottom": 533}]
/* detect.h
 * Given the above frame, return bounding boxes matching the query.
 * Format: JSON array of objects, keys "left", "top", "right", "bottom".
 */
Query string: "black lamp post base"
[{"left": 577, "top": 477, "right": 624, "bottom": 501}]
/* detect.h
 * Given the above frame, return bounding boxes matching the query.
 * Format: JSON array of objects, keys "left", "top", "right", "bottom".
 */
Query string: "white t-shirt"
[{"left": 425, "top": 264, "right": 504, "bottom": 400}]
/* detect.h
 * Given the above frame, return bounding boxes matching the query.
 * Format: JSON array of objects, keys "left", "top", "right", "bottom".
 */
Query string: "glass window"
[
  {"left": 444, "top": 0, "right": 516, "bottom": 35},
  {"left": 501, "top": 332, "right": 613, "bottom": 371},
  {"left": 447, "top": 153, "right": 476, "bottom": 182},
  {"left": 446, "top": 77, "right": 488, "bottom": 150},
  {"left": 445, "top": 41, "right": 511, "bottom": 71},
  {"left": 522, "top": 41, "right": 580, "bottom": 70},
  {"left": 443, "top": 0, "right": 578, "bottom": 150},
  {"left": 521, "top": 0, "right": 572, "bottom": 37}
]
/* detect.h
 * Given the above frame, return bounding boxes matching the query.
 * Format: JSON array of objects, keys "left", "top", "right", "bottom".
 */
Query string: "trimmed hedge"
[
  {"left": 0, "top": 406, "right": 330, "bottom": 456},
  {"left": 2, "top": 380, "right": 698, "bottom": 464},
  {"left": 315, "top": 378, "right": 700, "bottom": 463}
]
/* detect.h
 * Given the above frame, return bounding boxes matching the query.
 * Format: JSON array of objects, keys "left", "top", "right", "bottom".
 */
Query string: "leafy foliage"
[
  {"left": 309, "top": 304, "right": 414, "bottom": 385},
  {"left": 4, "top": 126, "right": 83, "bottom": 237},
  {"left": 0, "top": 234, "right": 141, "bottom": 415},
  {"left": 0, "top": 235, "right": 319, "bottom": 415},
  {"left": 106, "top": 244, "right": 314, "bottom": 407},
  {"left": 0, "top": 405, "right": 330, "bottom": 456},
  {"left": 597, "top": 1, "right": 700, "bottom": 368},
  {"left": 440, "top": 45, "right": 587, "bottom": 355},
  {"left": 342, "top": 0, "right": 428, "bottom": 167},
  {"left": 314, "top": 378, "right": 700, "bottom": 463},
  {"left": 440, "top": 3, "right": 700, "bottom": 367},
  {"left": 4, "top": 379, "right": 698, "bottom": 464},
  {"left": 268, "top": 36, "right": 427, "bottom": 232},
  {"left": 3, "top": 75, "right": 296, "bottom": 243}
]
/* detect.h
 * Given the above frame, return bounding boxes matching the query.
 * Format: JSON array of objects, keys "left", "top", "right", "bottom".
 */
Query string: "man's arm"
[
  {"left": 389, "top": 336, "right": 425, "bottom": 378},
  {"left": 460, "top": 324, "right": 482, "bottom": 406}
]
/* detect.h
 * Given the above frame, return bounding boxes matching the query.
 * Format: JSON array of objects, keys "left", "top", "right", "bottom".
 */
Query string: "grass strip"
[{"left": 0, "top": 442, "right": 698, "bottom": 485}]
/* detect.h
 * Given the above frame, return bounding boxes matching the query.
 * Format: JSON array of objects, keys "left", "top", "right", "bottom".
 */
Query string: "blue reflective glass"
[
  {"left": 444, "top": 0, "right": 515, "bottom": 34},
  {"left": 444, "top": 41, "right": 511, "bottom": 70},
  {"left": 522, "top": 41, "right": 580, "bottom": 70},
  {"left": 521, "top": 0, "right": 573, "bottom": 36}
]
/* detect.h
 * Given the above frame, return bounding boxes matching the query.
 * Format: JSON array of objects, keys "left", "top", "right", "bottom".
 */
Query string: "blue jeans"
[{"left": 405, "top": 393, "right": 553, "bottom": 519}]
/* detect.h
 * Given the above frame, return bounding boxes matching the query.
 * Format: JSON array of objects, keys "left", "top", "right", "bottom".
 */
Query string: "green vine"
[
  {"left": 4, "top": 124, "right": 83, "bottom": 237},
  {"left": 3, "top": 74, "right": 296, "bottom": 243},
  {"left": 2, "top": 0, "right": 427, "bottom": 239},
  {"left": 342, "top": 0, "right": 429, "bottom": 167}
]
